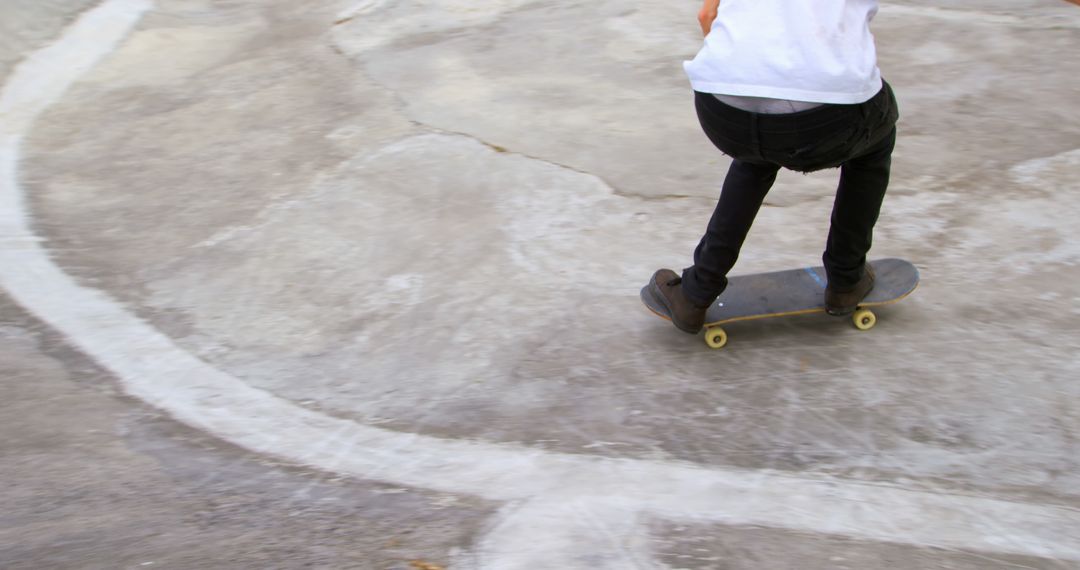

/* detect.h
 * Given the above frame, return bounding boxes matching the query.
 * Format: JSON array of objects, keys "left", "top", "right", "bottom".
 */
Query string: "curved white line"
[{"left": 2, "top": 1, "right": 1080, "bottom": 567}]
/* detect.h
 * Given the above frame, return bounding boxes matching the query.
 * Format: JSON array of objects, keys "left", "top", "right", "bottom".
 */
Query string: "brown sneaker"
[
  {"left": 646, "top": 269, "right": 709, "bottom": 334},
  {"left": 825, "top": 264, "right": 875, "bottom": 316}
]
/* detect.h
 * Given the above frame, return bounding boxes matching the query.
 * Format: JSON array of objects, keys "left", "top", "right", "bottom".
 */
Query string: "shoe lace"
[{"left": 665, "top": 277, "right": 682, "bottom": 287}]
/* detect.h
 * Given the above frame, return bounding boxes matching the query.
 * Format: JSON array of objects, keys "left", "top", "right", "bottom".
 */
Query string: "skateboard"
[{"left": 640, "top": 258, "right": 919, "bottom": 349}]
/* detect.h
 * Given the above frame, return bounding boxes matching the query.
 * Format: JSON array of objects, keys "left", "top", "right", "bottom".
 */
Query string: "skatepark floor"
[{"left": 2, "top": 1, "right": 1079, "bottom": 568}]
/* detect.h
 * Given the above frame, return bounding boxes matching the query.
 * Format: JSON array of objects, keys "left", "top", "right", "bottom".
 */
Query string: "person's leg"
[
  {"left": 645, "top": 92, "right": 779, "bottom": 334},
  {"left": 822, "top": 127, "right": 896, "bottom": 311},
  {"left": 682, "top": 159, "right": 780, "bottom": 306}
]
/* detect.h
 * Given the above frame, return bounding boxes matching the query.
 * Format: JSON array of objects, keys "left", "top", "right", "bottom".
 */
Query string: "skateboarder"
[{"left": 647, "top": 0, "right": 899, "bottom": 334}]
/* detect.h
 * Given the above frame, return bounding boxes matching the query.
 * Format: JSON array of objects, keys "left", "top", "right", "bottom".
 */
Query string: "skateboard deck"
[{"left": 641, "top": 258, "right": 919, "bottom": 349}]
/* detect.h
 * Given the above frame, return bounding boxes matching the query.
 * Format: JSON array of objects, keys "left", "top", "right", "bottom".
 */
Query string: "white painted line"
[
  {"left": 473, "top": 499, "right": 653, "bottom": 569},
  {"left": 2, "top": 1, "right": 1080, "bottom": 567},
  {"left": 0, "top": 0, "right": 149, "bottom": 136}
]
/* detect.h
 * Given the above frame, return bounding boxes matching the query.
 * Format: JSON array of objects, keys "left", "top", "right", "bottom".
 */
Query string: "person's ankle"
[
  {"left": 825, "top": 264, "right": 875, "bottom": 316},
  {"left": 649, "top": 270, "right": 709, "bottom": 333}
]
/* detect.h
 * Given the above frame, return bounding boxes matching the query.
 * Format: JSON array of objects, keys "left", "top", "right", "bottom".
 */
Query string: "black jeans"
[{"left": 681, "top": 81, "right": 899, "bottom": 306}]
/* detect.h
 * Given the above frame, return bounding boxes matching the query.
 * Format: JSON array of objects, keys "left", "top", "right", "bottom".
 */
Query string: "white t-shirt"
[{"left": 685, "top": 0, "right": 883, "bottom": 105}]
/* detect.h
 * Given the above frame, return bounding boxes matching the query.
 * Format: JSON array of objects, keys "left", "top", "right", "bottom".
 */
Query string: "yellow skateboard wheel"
[
  {"left": 705, "top": 327, "right": 728, "bottom": 349},
  {"left": 852, "top": 309, "right": 877, "bottom": 331}
]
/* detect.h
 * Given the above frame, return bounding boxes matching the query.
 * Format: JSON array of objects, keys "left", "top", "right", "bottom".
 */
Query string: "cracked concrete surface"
[
  {"left": 0, "top": 295, "right": 494, "bottom": 570},
  {"left": 3, "top": 0, "right": 1080, "bottom": 568}
]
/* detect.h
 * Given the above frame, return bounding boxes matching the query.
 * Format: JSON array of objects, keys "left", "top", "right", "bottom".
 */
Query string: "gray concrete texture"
[
  {"left": 2, "top": 0, "right": 1080, "bottom": 568},
  {"left": 0, "top": 0, "right": 100, "bottom": 80}
]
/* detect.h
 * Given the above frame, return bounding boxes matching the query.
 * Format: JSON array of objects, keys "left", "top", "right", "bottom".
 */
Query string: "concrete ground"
[{"left": 1, "top": 0, "right": 1079, "bottom": 568}]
